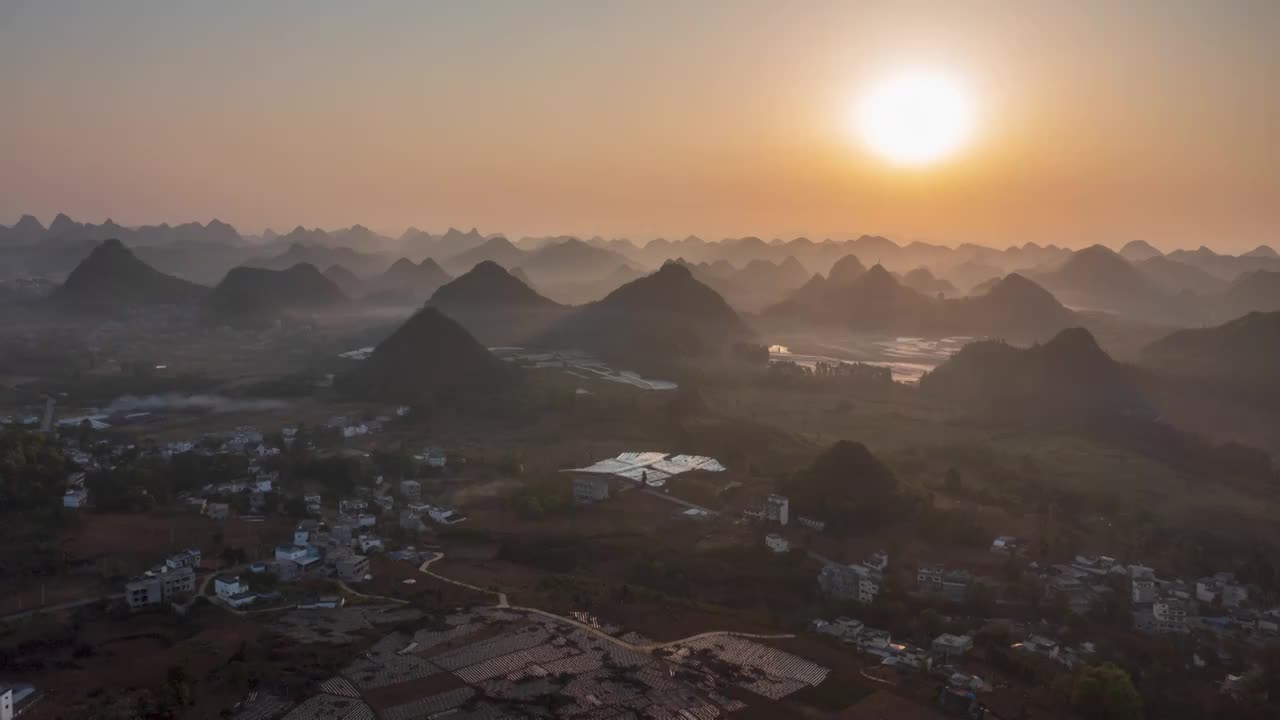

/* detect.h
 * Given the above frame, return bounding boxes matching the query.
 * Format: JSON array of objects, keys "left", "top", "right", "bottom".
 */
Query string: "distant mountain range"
[
  {"left": 761, "top": 263, "right": 1076, "bottom": 340},
  {"left": 7, "top": 213, "right": 1280, "bottom": 328},
  {"left": 670, "top": 256, "right": 811, "bottom": 312}
]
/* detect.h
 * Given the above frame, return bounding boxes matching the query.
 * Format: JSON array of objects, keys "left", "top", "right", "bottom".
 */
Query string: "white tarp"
[{"left": 566, "top": 452, "right": 725, "bottom": 487}]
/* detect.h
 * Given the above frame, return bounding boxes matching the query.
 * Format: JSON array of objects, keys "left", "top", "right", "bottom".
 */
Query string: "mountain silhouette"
[
  {"left": 1141, "top": 311, "right": 1280, "bottom": 396},
  {"left": 671, "top": 256, "right": 812, "bottom": 312},
  {"left": 1243, "top": 245, "right": 1279, "bottom": 259},
  {"left": 764, "top": 263, "right": 936, "bottom": 331},
  {"left": 1166, "top": 246, "right": 1280, "bottom": 281},
  {"left": 427, "top": 261, "right": 564, "bottom": 345},
  {"left": 535, "top": 262, "right": 750, "bottom": 367},
  {"left": 443, "top": 236, "right": 527, "bottom": 274},
  {"left": 344, "top": 306, "right": 509, "bottom": 403},
  {"left": 1032, "top": 244, "right": 1171, "bottom": 319},
  {"left": 54, "top": 238, "right": 207, "bottom": 309},
  {"left": 946, "top": 273, "right": 1077, "bottom": 335},
  {"left": 1134, "top": 256, "right": 1227, "bottom": 295},
  {"left": 901, "top": 267, "right": 959, "bottom": 297},
  {"left": 366, "top": 257, "right": 452, "bottom": 303},
  {"left": 921, "top": 327, "right": 1146, "bottom": 418},
  {"left": 245, "top": 241, "right": 387, "bottom": 277},
  {"left": 520, "top": 238, "right": 632, "bottom": 283},
  {"left": 1217, "top": 270, "right": 1280, "bottom": 319},
  {"left": 431, "top": 261, "right": 559, "bottom": 308},
  {"left": 323, "top": 264, "right": 363, "bottom": 296},
  {"left": 206, "top": 263, "right": 345, "bottom": 323},
  {"left": 1119, "top": 240, "right": 1163, "bottom": 261},
  {"left": 434, "top": 227, "right": 488, "bottom": 259},
  {"left": 826, "top": 254, "right": 868, "bottom": 285}
]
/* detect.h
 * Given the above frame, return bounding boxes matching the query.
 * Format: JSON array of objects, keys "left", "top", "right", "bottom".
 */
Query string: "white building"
[
  {"left": 62, "top": 488, "right": 88, "bottom": 508},
  {"left": 1131, "top": 568, "right": 1157, "bottom": 604},
  {"left": 214, "top": 575, "right": 245, "bottom": 600},
  {"left": 275, "top": 544, "right": 320, "bottom": 568},
  {"left": 765, "top": 533, "right": 790, "bottom": 553},
  {"left": 765, "top": 494, "right": 789, "bottom": 526}
]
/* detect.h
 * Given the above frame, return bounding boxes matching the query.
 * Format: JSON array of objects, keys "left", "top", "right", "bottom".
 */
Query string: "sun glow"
[{"left": 855, "top": 69, "right": 977, "bottom": 167}]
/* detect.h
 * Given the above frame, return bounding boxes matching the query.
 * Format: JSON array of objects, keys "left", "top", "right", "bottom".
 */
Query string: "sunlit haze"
[
  {"left": 2, "top": 0, "right": 1278, "bottom": 250},
  {"left": 855, "top": 68, "right": 977, "bottom": 167}
]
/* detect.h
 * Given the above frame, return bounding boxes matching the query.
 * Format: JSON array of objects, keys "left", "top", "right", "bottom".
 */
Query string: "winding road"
[{"left": 416, "top": 552, "right": 793, "bottom": 651}]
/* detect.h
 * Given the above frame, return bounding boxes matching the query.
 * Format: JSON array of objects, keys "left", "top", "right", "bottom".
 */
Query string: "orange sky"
[{"left": 2, "top": 1, "right": 1277, "bottom": 251}]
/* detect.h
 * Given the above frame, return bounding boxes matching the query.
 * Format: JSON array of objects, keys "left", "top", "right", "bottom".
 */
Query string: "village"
[{"left": 1, "top": 396, "right": 1277, "bottom": 720}]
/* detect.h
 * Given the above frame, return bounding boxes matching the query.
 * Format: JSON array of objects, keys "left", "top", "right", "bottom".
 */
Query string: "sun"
[{"left": 854, "top": 68, "right": 977, "bottom": 167}]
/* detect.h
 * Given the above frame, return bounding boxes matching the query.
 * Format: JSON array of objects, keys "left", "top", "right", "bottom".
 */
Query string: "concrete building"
[
  {"left": 818, "top": 563, "right": 882, "bottom": 604},
  {"left": 336, "top": 555, "right": 370, "bottom": 582},
  {"left": 1196, "top": 573, "right": 1248, "bottom": 608},
  {"left": 125, "top": 565, "right": 195, "bottom": 611},
  {"left": 165, "top": 548, "right": 202, "bottom": 571},
  {"left": 0, "top": 683, "right": 37, "bottom": 720},
  {"left": 918, "top": 566, "right": 972, "bottom": 603},
  {"left": 399, "top": 480, "right": 422, "bottom": 503},
  {"left": 765, "top": 494, "right": 789, "bottom": 526},
  {"left": 1131, "top": 568, "right": 1157, "bottom": 604},
  {"left": 932, "top": 633, "right": 974, "bottom": 658},
  {"left": 1152, "top": 600, "right": 1190, "bottom": 634},
  {"left": 573, "top": 476, "right": 610, "bottom": 505}
]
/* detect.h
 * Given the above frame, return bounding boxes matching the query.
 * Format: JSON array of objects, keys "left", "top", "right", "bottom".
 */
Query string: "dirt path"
[{"left": 417, "top": 552, "right": 793, "bottom": 652}]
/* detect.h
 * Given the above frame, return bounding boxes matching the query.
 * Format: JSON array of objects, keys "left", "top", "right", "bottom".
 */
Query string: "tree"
[
  {"left": 221, "top": 546, "right": 248, "bottom": 567},
  {"left": 1069, "top": 663, "right": 1143, "bottom": 720}
]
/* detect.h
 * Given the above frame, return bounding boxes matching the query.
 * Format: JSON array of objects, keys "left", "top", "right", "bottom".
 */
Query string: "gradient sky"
[{"left": 2, "top": 0, "right": 1277, "bottom": 251}]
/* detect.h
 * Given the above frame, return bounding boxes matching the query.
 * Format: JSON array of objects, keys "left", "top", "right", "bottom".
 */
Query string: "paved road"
[{"left": 0, "top": 593, "right": 124, "bottom": 622}]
